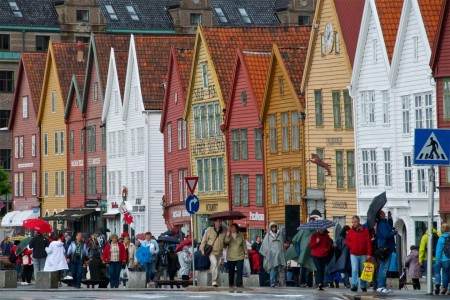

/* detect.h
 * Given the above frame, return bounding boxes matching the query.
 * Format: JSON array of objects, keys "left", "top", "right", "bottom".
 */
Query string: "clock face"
[{"left": 325, "top": 23, "right": 334, "bottom": 53}]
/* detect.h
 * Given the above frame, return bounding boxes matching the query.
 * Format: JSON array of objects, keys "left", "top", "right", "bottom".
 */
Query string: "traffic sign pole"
[
  {"left": 191, "top": 214, "right": 196, "bottom": 287},
  {"left": 426, "top": 166, "right": 434, "bottom": 295}
]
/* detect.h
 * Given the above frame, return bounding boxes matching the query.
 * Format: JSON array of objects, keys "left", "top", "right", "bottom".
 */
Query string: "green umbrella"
[
  {"left": 15, "top": 237, "right": 32, "bottom": 255},
  {"left": 285, "top": 244, "right": 298, "bottom": 261}
]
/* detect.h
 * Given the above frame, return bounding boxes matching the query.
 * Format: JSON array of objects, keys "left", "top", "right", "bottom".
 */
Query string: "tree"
[{"left": 0, "top": 168, "right": 11, "bottom": 213}]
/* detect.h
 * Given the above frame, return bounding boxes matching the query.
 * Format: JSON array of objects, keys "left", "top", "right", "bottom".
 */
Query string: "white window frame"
[
  {"left": 60, "top": 170, "right": 65, "bottom": 197},
  {"left": 382, "top": 91, "right": 389, "bottom": 125},
  {"left": 31, "top": 134, "right": 36, "bottom": 157},
  {"left": 402, "top": 95, "right": 410, "bottom": 135},
  {"left": 168, "top": 172, "right": 173, "bottom": 204},
  {"left": 44, "top": 133, "right": 48, "bottom": 156},
  {"left": 404, "top": 154, "right": 412, "bottom": 193},
  {"left": 14, "top": 137, "right": 18, "bottom": 158},
  {"left": 44, "top": 172, "right": 49, "bottom": 197},
  {"left": 362, "top": 149, "right": 378, "bottom": 186},
  {"left": 271, "top": 169, "right": 278, "bottom": 204},
  {"left": 283, "top": 168, "right": 291, "bottom": 203},
  {"left": 22, "top": 96, "right": 28, "bottom": 118},
  {"left": 32, "top": 171, "right": 37, "bottom": 196},
  {"left": 417, "top": 168, "right": 426, "bottom": 193},
  {"left": 177, "top": 120, "right": 182, "bottom": 150},
  {"left": 19, "top": 136, "right": 23, "bottom": 158},
  {"left": 384, "top": 149, "right": 392, "bottom": 187},
  {"left": 14, "top": 173, "right": 18, "bottom": 196},
  {"left": 182, "top": 120, "right": 187, "bottom": 148},
  {"left": 19, "top": 172, "right": 23, "bottom": 196},
  {"left": 54, "top": 171, "right": 59, "bottom": 197}
]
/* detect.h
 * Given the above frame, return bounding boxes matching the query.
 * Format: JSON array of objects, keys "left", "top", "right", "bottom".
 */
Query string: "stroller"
[{"left": 399, "top": 267, "right": 408, "bottom": 290}]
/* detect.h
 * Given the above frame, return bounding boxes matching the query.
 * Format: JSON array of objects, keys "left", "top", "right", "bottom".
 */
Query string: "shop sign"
[
  {"left": 18, "top": 163, "right": 33, "bottom": 168},
  {"left": 85, "top": 200, "right": 99, "bottom": 208},
  {"left": 71, "top": 160, "right": 84, "bottom": 167},
  {"left": 332, "top": 201, "right": 347, "bottom": 209},
  {"left": 206, "top": 204, "right": 218, "bottom": 212},
  {"left": 249, "top": 212, "right": 264, "bottom": 221},
  {"left": 172, "top": 209, "right": 190, "bottom": 218}
]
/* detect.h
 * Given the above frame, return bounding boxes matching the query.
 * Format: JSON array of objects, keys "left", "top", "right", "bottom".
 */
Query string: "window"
[
  {"left": 102, "top": 166, "right": 106, "bottom": 194},
  {"left": 382, "top": 91, "right": 389, "bottom": 125},
  {"left": 137, "top": 127, "right": 144, "bottom": 154},
  {"left": 279, "top": 76, "right": 284, "bottom": 95},
  {"left": 44, "top": 133, "right": 48, "bottom": 156},
  {"left": 291, "top": 112, "right": 301, "bottom": 150},
  {"left": 343, "top": 90, "right": 353, "bottom": 128},
  {"left": 215, "top": 103, "right": 221, "bottom": 136},
  {"left": 361, "top": 91, "right": 375, "bottom": 125},
  {"left": 208, "top": 104, "right": 215, "bottom": 137},
  {"left": 81, "top": 129, "right": 84, "bottom": 153},
  {"left": 44, "top": 172, "right": 48, "bottom": 197},
  {"left": 51, "top": 91, "right": 56, "bottom": 112},
  {"left": 317, "top": 148, "right": 324, "bottom": 186},
  {"left": 417, "top": 168, "right": 426, "bottom": 193},
  {"left": 362, "top": 149, "right": 377, "bottom": 186},
  {"left": 0, "top": 71, "right": 14, "bottom": 93},
  {"left": 201, "top": 63, "right": 208, "bottom": 88},
  {"left": 298, "top": 15, "right": 311, "bottom": 25},
  {"left": 0, "top": 149, "right": 10, "bottom": 170},
  {"left": 333, "top": 91, "right": 341, "bottom": 128},
  {"left": 167, "top": 123, "right": 172, "bottom": 153},
  {"left": 315, "top": 90, "right": 323, "bottom": 126},
  {"left": 190, "top": 13, "right": 202, "bottom": 25},
  {"left": 60, "top": 171, "right": 65, "bottom": 196},
  {"left": 404, "top": 154, "right": 412, "bottom": 193},
  {"left": 320, "top": 33, "right": 325, "bottom": 55},
  {"left": 93, "top": 82, "right": 98, "bottom": 102},
  {"left": 178, "top": 169, "right": 187, "bottom": 201},
  {"left": 69, "top": 130, "right": 74, "bottom": 154},
  {"left": 118, "top": 130, "right": 125, "bottom": 156},
  {"left": 14, "top": 173, "right": 18, "bottom": 196},
  {"left": 32, "top": 171, "right": 36, "bottom": 196},
  {"left": 87, "top": 126, "right": 96, "bottom": 152},
  {"left": 177, "top": 120, "right": 182, "bottom": 150},
  {"left": 231, "top": 130, "right": 239, "bottom": 160},
  {"left": 19, "top": 136, "right": 23, "bottom": 158},
  {"left": 241, "top": 90, "right": 247, "bottom": 106},
  {"left": 424, "top": 93, "right": 433, "bottom": 128},
  {"left": 415, "top": 94, "right": 423, "bottom": 129},
  {"left": 60, "top": 131, "right": 64, "bottom": 154},
  {"left": 402, "top": 96, "right": 410, "bottom": 134},
  {"left": 75, "top": 36, "right": 89, "bottom": 43},
  {"left": 293, "top": 168, "right": 301, "bottom": 202},
  {"left": 253, "top": 174, "right": 263, "bottom": 206},
  {"left": 8, "top": 1, "right": 22, "bottom": 17},
  {"left": 0, "top": 34, "right": 10, "bottom": 50},
  {"left": 282, "top": 113, "right": 289, "bottom": 151},
  {"left": 372, "top": 39, "right": 377, "bottom": 63},
  {"left": 269, "top": 114, "right": 277, "bottom": 153},
  {"left": 413, "top": 36, "right": 418, "bottom": 60},
  {"left": 0, "top": 110, "right": 9, "bottom": 128},
  {"left": 347, "top": 151, "right": 355, "bottom": 188},
  {"left": 384, "top": 149, "right": 392, "bottom": 187},
  {"left": 335, "top": 32, "right": 340, "bottom": 54},
  {"left": 76, "top": 10, "right": 89, "bottom": 22},
  {"left": 215, "top": 7, "right": 228, "bottom": 23},
  {"left": 444, "top": 79, "right": 450, "bottom": 119},
  {"left": 242, "top": 175, "right": 249, "bottom": 206},
  {"left": 197, "top": 156, "right": 224, "bottom": 192},
  {"left": 182, "top": 120, "right": 187, "bottom": 148},
  {"left": 336, "top": 151, "right": 344, "bottom": 188},
  {"left": 101, "top": 126, "right": 106, "bottom": 150},
  {"left": 19, "top": 172, "right": 23, "bottom": 196},
  {"left": 32, "top": 134, "right": 36, "bottom": 157},
  {"left": 238, "top": 8, "right": 251, "bottom": 23},
  {"left": 271, "top": 170, "right": 278, "bottom": 204},
  {"left": 54, "top": 132, "right": 59, "bottom": 154},
  {"left": 14, "top": 137, "right": 18, "bottom": 158},
  {"left": 200, "top": 106, "right": 206, "bottom": 138},
  {"left": 234, "top": 175, "right": 241, "bottom": 206},
  {"left": 240, "top": 129, "right": 248, "bottom": 159},
  {"left": 117, "top": 170, "right": 122, "bottom": 197},
  {"left": 22, "top": 96, "right": 28, "bottom": 118},
  {"left": 88, "top": 167, "right": 96, "bottom": 194},
  {"left": 54, "top": 171, "right": 59, "bottom": 196},
  {"left": 105, "top": 4, "right": 118, "bottom": 20},
  {"left": 70, "top": 171, "right": 74, "bottom": 194},
  {"left": 81, "top": 170, "right": 85, "bottom": 194},
  {"left": 168, "top": 172, "right": 173, "bottom": 204},
  {"left": 254, "top": 128, "right": 262, "bottom": 160},
  {"left": 283, "top": 169, "right": 291, "bottom": 203},
  {"left": 126, "top": 5, "right": 139, "bottom": 21}
]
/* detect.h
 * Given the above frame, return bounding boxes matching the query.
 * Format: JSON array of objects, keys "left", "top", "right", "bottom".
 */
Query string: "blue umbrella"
[
  {"left": 297, "top": 219, "right": 335, "bottom": 231},
  {"left": 157, "top": 236, "right": 180, "bottom": 244},
  {"left": 136, "top": 246, "right": 152, "bottom": 265}
]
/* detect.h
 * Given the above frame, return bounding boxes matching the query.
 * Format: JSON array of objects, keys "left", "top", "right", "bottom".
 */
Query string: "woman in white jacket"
[
  {"left": 44, "top": 233, "right": 69, "bottom": 280},
  {"left": 178, "top": 246, "right": 192, "bottom": 287}
]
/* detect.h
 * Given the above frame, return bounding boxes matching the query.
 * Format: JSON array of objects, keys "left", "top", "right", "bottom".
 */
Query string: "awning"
[
  {"left": 11, "top": 210, "right": 40, "bottom": 227},
  {"left": 1, "top": 211, "right": 20, "bottom": 227},
  {"left": 103, "top": 209, "right": 119, "bottom": 219},
  {"left": 45, "top": 208, "right": 97, "bottom": 221}
]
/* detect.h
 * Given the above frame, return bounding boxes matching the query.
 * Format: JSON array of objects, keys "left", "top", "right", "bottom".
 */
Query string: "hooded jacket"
[
  {"left": 200, "top": 226, "right": 226, "bottom": 257},
  {"left": 405, "top": 249, "right": 421, "bottom": 279},
  {"left": 419, "top": 229, "right": 441, "bottom": 263},
  {"left": 44, "top": 240, "right": 69, "bottom": 271},
  {"left": 259, "top": 222, "right": 286, "bottom": 270},
  {"left": 178, "top": 246, "right": 192, "bottom": 276},
  {"left": 436, "top": 232, "right": 450, "bottom": 265},
  {"left": 376, "top": 218, "right": 397, "bottom": 252},
  {"left": 224, "top": 231, "right": 248, "bottom": 261}
]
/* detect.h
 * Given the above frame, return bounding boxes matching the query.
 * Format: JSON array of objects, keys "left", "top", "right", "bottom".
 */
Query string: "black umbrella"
[
  {"left": 162, "top": 230, "right": 177, "bottom": 236},
  {"left": 367, "top": 192, "right": 387, "bottom": 230},
  {"left": 157, "top": 236, "right": 180, "bottom": 244}
]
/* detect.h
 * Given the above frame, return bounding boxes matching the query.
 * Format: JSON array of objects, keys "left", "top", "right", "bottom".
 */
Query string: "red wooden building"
[
  {"left": 160, "top": 46, "right": 193, "bottom": 231},
  {"left": 223, "top": 49, "right": 270, "bottom": 241},
  {"left": 431, "top": 0, "right": 450, "bottom": 222}
]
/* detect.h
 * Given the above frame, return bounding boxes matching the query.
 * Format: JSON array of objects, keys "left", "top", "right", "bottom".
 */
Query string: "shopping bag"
[
  {"left": 120, "top": 266, "right": 129, "bottom": 280},
  {"left": 86, "top": 266, "right": 91, "bottom": 280},
  {"left": 243, "top": 258, "right": 251, "bottom": 277},
  {"left": 388, "top": 252, "right": 398, "bottom": 272},
  {"left": 360, "top": 262, "right": 374, "bottom": 282}
]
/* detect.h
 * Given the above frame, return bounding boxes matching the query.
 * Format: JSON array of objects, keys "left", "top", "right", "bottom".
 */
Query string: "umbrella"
[
  {"left": 285, "top": 244, "right": 298, "bottom": 261},
  {"left": 162, "top": 230, "right": 177, "bottom": 236},
  {"left": 11, "top": 235, "right": 27, "bottom": 241},
  {"left": 297, "top": 219, "right": 335, "bottom": 231},
  {"left": 135, "top": 233, "right": 146, "bottom": 240},
  {"left": 367, "top": 192, "right": 387, "bottom": 230},
  {"left": 157, "top": 236, "right": 180, "bottom": 244},
  {"left": 15, "top": 236, "right": 32, "bottom": 255},
  {"left": 22, "top": 218, "right": 52, "bottom": 234},
  {"left": 136, "top": 245, "right": 152, "bottom": 265},
  {"left": 208, "top": 211, "right": 246, "bottom": 221},
  {"left": 175, "top": 239, "right": 192, "bottom": 252}
]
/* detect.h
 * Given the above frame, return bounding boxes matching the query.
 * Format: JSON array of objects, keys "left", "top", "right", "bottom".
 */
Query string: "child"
[
  {"left": 248, "top": 244, "right": 260, "bottom": 274},
  {"left": 405, "top": 245, "right": 421, "bottom": 290}
]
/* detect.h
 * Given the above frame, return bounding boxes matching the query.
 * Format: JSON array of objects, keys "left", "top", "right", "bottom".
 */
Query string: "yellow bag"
[{"left": 360, "top": 262, "right": 374, "bottom": 282}]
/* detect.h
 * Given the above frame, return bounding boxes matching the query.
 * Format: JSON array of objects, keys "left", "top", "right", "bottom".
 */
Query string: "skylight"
[
  {"left": 238, "top": 8, "right": 251, "bottom": 24},
  {"left": 8, "top": 1, "right": 22, "bottom": 18},
  {"left": 214, "top": 8, "right": 228, "bottom": 23},
  {"left": 126, "top": 5, "right": 139, "bottom": 21},
  {"left": 105, "top": 4, "right": 118, "bottom": 21}
]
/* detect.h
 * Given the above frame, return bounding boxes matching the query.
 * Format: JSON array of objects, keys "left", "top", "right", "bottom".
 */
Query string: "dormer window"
[
  {"left": 105, "top": 5, "right": 118, "bottom": 21},
  {"left": 126, "top": 5, "right": 139, "bottom": 21},
  {"left": 238, "top": 8, "right": 251, "bottom": 24},
  {"left": 215, "top": 8, "right": 228, "bottom": 23},
  {"left": 8, "top": 1, "right": 22, "bottom": 18}
]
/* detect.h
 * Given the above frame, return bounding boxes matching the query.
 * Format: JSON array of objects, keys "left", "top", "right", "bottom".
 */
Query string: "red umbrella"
[
  {"left": 208, "top": 211, "right": 246, "bottom": 221},
  {"left": 22, "top": 218, "right": 52, "bottom": 234},
  {"left": 175, "top": 239, "right": 192, "bottom": 252},
  {"left": 135, "top": 233, "right": 146, "bottom": 240}
]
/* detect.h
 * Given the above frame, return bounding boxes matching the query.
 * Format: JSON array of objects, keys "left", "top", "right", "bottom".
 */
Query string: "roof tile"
[
  {"left": 21, "top": 53, "right": 47, "bottom": 114},
  {"left": 176, "top": 48, "right": 194, "bottom": 97},
  {"left": 418, "top": 0, "right": 443, "bottom": 49},
  {"left": 0, "top": 0, "right": 58, "bottom": 28},
  {"left": 210, "top": 0, "right": 280, "bottom": 26},
  {"left": 375, "top": 0, "right": 403, "bottom": 62},
  {"left": 279, "top": 47, "right": 308, "bottom": 105},
  {"left": 242, "top": 51, "right": 271, "bottom": 111}
]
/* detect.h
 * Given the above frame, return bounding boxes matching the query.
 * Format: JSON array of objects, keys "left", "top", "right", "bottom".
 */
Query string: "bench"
[
  {"left": 153, "top": 279, "right": 194, "bottom": 288},
  {"left": 0, "top": 255, "right": 14, "bottom": 270}
]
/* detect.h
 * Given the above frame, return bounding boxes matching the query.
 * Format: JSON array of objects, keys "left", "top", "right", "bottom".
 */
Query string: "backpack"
[
  {"left": 443, "top": 236, "right": 450, "bottom": 258},
  {"left": 432, "top": 232, "right": 439, "bottom": 256},
  {"left": 159, "top": 250, "right": 168, "bottom": 266},
  {"left": 8, "top": 249, "right": 17, "bottom": 264}
]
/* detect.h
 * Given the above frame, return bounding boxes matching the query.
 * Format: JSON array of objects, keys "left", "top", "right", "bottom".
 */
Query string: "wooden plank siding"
[{"left": 303, "top": 0, "right": 356, "bottom": 226}]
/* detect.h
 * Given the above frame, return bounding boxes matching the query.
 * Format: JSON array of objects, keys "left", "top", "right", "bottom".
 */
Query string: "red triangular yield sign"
[{"left": 185, "top": 177, "right": 199, "bottom": 194}]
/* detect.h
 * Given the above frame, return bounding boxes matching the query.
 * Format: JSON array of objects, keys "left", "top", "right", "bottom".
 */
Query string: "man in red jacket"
[{"left": 346, "top": 215, "right": 372, "bottom": 292}]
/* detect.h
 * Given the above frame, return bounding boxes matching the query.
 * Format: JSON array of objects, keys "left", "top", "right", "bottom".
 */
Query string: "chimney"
[{"left": 76, "top": 41, "right": 84, "bottom": 62}]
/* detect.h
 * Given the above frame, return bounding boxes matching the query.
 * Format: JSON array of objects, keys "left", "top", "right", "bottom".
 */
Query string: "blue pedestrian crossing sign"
[
  {"left": 185, "top": 194, "right": 200, "bottom": 215},
  {"left": 414, "top": 129, "right": 450, "bottom": 165}
]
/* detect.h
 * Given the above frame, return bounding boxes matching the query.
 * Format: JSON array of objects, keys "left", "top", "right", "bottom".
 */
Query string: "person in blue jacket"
[
  {"left": 436, "top": 223, "right": 450, "bottom": 295},
  {"left": 376, "top": 210, "right": 397, "bottom": 294}
]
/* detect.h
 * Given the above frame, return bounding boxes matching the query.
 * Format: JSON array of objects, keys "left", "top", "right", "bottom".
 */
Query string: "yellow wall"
[
  {"left": 303, "top": 0, "right": 356, "bottom": 226},
  {"left": 40, "top": 55, "right": 67, "bottom": 216}
]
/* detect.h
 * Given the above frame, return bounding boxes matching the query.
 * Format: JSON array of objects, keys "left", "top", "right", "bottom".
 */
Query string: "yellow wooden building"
[
  {"left": 300, "top": 0, "right": 364, "bottom": 226},
  {"left": 37, "top": 41, "right": 88, "bottom": 220}
]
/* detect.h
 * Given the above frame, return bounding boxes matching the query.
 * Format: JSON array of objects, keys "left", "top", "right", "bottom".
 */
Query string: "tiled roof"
[
  {"left": 418, "top": 0, "right": 444, "bottom": 49},
  {"left": 278, "top": 47, "right": 307, "bottom": 105},
  {"left": 74, "top": 75, "right": 85, "bottom": 102},
  {"left": 114, "top": 49, "right": 129, "bottom": 100},
  {"left": 52, "top": 42, "right": 89, "bottom": 104},
  {"left": 201, "top": 26, "right": 311, "bottom": 104},
  {"left": 242, "top": 51, "right": 271, "bottom": 111},
  {"left": 98, "top": 0, "right": 174, "bottom": 32},
  {"left": 375, "top": 0, "right": 403, "bottom": 62},
  {"left": 22, "top": 53, "right": 47, "bottom": 114},
  {"left": 430, "top": 0, "right": 449, "bottom": 74},
  {"left": 274, "top": 0, "right": 289, "bottom": 11},
  {"left": 334, "top": 0, "right": 365, "bottom": 67},
  {"left": 210, "top": 0, "right": 280, "bottom": 26},
  {"left": 0, "top": 0, "right": 59, "bottom": 28},
  {"left": 134, "top": 36, "right": 195, "bottom": 110},
  {"left": 176, "top": 48, "right": 194, "bottom": 97}
]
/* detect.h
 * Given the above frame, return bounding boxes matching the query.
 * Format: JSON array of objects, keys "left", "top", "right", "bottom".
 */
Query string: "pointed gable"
[
  {"left": 242, "top": 51, "right": 271, "bottom": 111},
  {"left": 334, "top": 0, "right": 365, "bottom": 66},
  {"left": 430, "top": 0, "right": 449, "bottom": 75},
  {"left": 418, "top": 0, "right": 444, "bottom": 49},
  {"left": 375, "top": 0, "right": 403, "bottom": 62},
  {"left": 64, "top": 75, "right": 84, "bottom": 120}
]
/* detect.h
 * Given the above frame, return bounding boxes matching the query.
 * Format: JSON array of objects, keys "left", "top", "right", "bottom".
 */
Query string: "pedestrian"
[
  {"left": 251, "top": 236, "right": 262, "bottom": 252},
  {"left": 66, "top": 232, "right": 89, "bottom": 288},
  {"left": 436, "top": 223, "right": 450, "bottom": 295},
  {"left": 89, "top": 252, "right": 109, "bottom": 288},
  {"left": 155, "top": 242, "right": 170, "bottom": 286},
  {"left": 248, "top": 244, "right": 261, "bottom": 274},
  {"left": 346, "top": 216, "right": 372, "bottom": 292},
  {"left": 419, "top": 223, "right": 441, "bottom": 294},
  {"left": 20, "top": 248, "right": 33, "bottom": 285},
  {"left": 44, "top": 233, "right": 69, "bottom": 282},
  {"left": 309, "top": 228, "right": 331, "bottom": 291},
  {"left": 28, "top": 231, "right": 50, "bottom": 280},
  {"left": 178, "top": 245, "right": 192, "bottom": 287},
  {"left": 87, "top": 232, "right": 100, "bottom": 257},
  {"left": 259, "top": 221, "right": 286, "bottom": 288},
  {"left": 1, "top": 237, "right": 12, "bottom": 255},
  {"left": 292, "top": 217, "right": 316, "bottom": 288},
  {"left": 121, "top": 235, "right": 136, "bottom": 288},
  {"left": 336, "top": 225, "right": 351, "bottom": 288},
  {"left": 405, "top": 245, "right": 421, "bottom": 290},
  {"left": 167, "top": 246, "right": 180, "bottom": 288},
  {"left": 224, "top": 223, "right": 248, "bottom": 288},
  {"left": 101, "top": 233, "right": 127, "bottom": 288},
  {"left": 10, "top": 240, "right": 22, "bottom": 282},
  {"left": 375, "top": 210, "right": 397, "bottom": 294},
  {"left": 140, "top": 232, "right": 159, "bottom": 287},
  {"left": 200, "top": 218, "right": 226, "bottom": 287}
]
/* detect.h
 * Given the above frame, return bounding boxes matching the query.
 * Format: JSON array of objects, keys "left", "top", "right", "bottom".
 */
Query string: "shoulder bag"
[{"left": 203, "top": 230, "right": 219, "bottom": 256}]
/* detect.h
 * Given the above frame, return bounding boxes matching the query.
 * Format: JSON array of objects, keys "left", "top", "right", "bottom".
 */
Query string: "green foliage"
[{"left": 0, "top": 168, "right": 11, "bottom": 197}]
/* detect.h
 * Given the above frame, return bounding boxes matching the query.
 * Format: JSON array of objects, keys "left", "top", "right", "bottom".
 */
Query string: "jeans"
[
  {"left": 350, "top": 254, "right": 367, "bottom": 289},
  {"left": 15, "top": 262, "right": 21, "bottom": 281},
  {"left": 108, "top": 262, "right": 122, "bottom": 288},
  {"left": 69, "top": 260, "right": 83, "bottom": 288},
  {"left": 269, "top": 266, "right": 279, "bottom": 286},
  {"left": 32, "top": 257, "right": 46, "bottom": 281},
  {"left": 228, "top": 259, "right": 244, "bottom": 287},
  {"left": 441, "top": 261, "right": 450, "bottom": 290},
  {"left": 312, "top": 256, "right": 328, "bottom": 286},
  {"left": 143, "top": 260, "right": 157, "bottom": 283},
  {"left": 300, "top": 266, "right": 312, "bottom": 286},
  {"left": 377, "top": 254, "right": 390, "bottom": 289},
  {"left": 424, "top": 260, "right": 442, "bottom": 287}
]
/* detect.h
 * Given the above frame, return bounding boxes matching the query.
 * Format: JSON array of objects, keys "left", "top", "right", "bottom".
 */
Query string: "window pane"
[
  {"left": 270, "top": 114, "right": 277, "bottom": 153},
  {"left": 282, "top": 113, "right": 289, "bottom": 151},
  {"left": 336, "top": 151, "right": 344, "bottom": 188},
  {"left": 317, "top": 148, "right": 324, "bottom": 186},
  {"left": 256, "top": 174, "right": 263, "bottom": 206},
  {"left": 333, "top": 91, "right": 341, "bottom": 128},
  {"left": 242, "top": 175, "right": 249, "bottom": 206},
  {"left": 234, "top": 175, "right": 241, "bottom": 206},
  {"left": 255, "top": 128, "right": 262, "bottom": 160},
  {"left": 315, "top": 90, "right": 323, "bottom": 126},
  {"left": 240, "top": 129, "right": 247, "bottom": 159}
]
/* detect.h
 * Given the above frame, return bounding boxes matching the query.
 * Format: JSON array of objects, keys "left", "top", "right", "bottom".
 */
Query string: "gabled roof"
[
  {"left": 133, "top": 35, "right": 195, "bottom": 110},
  {"left": 210, "top": 0, "right": 280, "bottom": 26},
  {"left": 114, "top": 49, "right": 130, "bottom": 100},
  {"left": 8, "top": 52, "right": 46, "bottom": 130},
  {"left": 177, "top": 48, "right": 194, "bottom": 95},
  {"left": 418, "top": 0, "right": 443, "bottom": 50},
  {"left": 430, "top": 0, "right": 449, "bottom": 74},
  {"left": 375, "top": 0, "right": 403, "bottom": 62},
  {"left": 0, "top": 0, "right": 59, "bottom": 29},
  {"left": 64, "top": 75, "right": 84, "bottom": 120},
  {"left": 98, "top": 0, "right": 174, "bottom": 33},
  {"left": 334, "top": 0, "right": 365, "bottom": 67}
]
